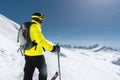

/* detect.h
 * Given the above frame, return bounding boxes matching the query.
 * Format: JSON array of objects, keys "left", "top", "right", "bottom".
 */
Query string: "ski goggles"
[{"left": 32, "top": 15, "right": 44, "bottom": 21}]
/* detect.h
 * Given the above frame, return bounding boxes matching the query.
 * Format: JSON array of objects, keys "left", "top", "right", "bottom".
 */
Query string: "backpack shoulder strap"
[{"left": 23, "top": 22, "right": 35, "bottom": 27}]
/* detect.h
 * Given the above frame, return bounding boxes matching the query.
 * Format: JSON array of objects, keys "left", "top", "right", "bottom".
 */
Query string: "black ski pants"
[{"left": 23, "top": 55, "right": 47, "bottom": 80}]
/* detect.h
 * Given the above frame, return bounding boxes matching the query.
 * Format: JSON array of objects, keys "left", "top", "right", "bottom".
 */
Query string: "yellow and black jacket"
[{"left": 24, "top": 20, "right": 54, "bottom": 56}]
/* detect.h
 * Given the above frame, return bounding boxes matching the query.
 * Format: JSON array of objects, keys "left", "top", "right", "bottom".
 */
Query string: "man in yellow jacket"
[{"left": 23, "top": 13, "right": 60, "bottom": 80}]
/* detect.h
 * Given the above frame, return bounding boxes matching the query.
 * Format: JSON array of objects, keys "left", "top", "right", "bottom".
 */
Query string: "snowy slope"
[
  {"left": 0, "top": 14, "right": 120, "bottom": 80},
  {"left": 58, "top": 48, "right": 120, "bottom": 80},
  {"left": 0, "top": 14, "right": 24, "bottom": 80}
]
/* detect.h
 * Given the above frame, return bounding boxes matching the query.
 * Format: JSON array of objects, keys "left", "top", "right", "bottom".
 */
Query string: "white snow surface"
[{"left": 0, "top": 14, "right": 120, "bottom": 80}]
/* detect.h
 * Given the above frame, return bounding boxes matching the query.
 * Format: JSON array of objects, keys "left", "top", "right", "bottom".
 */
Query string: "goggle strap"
[{"left": 32, "top": 15, "right": 44, "bottom": 18}]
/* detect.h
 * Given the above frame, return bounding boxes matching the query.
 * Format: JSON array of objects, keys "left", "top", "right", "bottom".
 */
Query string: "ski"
[{"left": 51, "top": 72, "right": 58, "bottom": 80}]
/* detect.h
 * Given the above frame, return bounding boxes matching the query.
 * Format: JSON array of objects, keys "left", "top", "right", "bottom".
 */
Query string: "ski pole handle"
[{"left": 56, "top": 43, "right": 60, "bottom": 52}]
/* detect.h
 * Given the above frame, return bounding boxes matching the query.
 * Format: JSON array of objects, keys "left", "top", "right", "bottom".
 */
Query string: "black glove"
[{"left": 51, "top": 45, "right": 60, "bottom": 52}]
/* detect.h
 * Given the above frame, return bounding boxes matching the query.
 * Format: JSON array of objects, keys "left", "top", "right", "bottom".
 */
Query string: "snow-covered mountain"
[
  {"left": 61, "top": 44, "right": 120, "bottom": 52},
  {"left": 0, "top": 14, "right": 120, "bottom": 80}
]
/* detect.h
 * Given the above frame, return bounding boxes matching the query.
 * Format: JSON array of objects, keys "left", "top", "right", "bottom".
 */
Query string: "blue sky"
[{"left": 0, "top": 0, "right": 120, "bottom": 48}]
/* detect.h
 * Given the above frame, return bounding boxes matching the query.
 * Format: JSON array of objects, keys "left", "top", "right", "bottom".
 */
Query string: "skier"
[{"left": 23, "top": 12, "right": 60, "bottom": 80}]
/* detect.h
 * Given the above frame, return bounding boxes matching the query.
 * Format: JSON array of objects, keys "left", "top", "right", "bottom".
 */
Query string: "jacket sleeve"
[{"left": 30, "top": 24, "right": 54, "bottom": 51}]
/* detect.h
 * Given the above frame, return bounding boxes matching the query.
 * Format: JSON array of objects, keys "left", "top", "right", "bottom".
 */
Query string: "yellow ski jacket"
[{"left": 24, "top": 20, "right": 54, "bottom": 56}]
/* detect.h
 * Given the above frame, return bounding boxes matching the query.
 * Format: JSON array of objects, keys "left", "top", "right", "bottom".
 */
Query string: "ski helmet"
[{"left": 32, "top": 12, "right": 44, "bottom": 22}]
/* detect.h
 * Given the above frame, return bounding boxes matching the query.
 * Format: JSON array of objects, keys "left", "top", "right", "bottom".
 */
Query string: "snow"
[{"left": 0, "top": 14, "right": 120, "bottom": 80}]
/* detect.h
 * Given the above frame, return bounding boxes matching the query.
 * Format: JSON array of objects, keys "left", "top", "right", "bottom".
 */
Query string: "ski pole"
[
  {"left": 51, "top": 43, "right": 61, "bottom": 80},
  {"left": 56, "top": 44, "right": 61, "bottom": 80}
]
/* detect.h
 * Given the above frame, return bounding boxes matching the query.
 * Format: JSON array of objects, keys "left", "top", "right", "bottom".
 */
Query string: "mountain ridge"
[{"left": 61, "top": 44, "right": 120, "bottom": 53}]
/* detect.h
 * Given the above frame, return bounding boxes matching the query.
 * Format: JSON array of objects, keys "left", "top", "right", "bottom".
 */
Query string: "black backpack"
[{"left": 17, "top": 22, "right": 37, "bottom": 54}]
